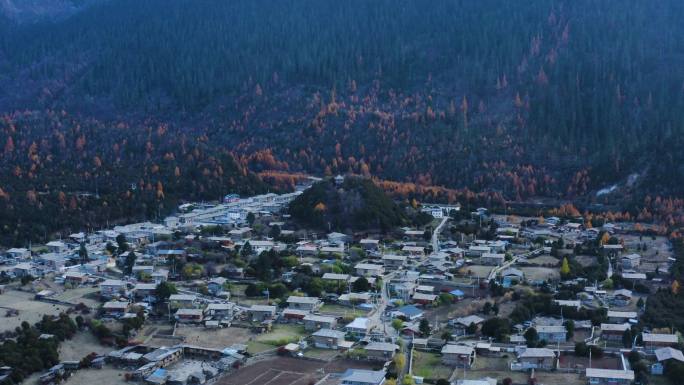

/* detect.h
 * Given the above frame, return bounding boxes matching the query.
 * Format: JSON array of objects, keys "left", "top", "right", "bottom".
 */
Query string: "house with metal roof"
[
  {"left": 585, "top": 368, "right": 634, "bottom": 385},
  {"left": 364, "top": 342, "right": 399, "bottom": 361},
  {"left": 312, "top": 329, "right": 347, "bottom": 349},
  {"left": 514, "top": 348, "right": 556, "bottom": 370},
  {"left": 286, "top": 296, "right": 322, "bottom": 311},
  {"left": 441, "top": 344, "right": 476, "bottom": 368},
  {"left": 642, "top": 333, "right": 678, "bottom": 350},
  {"left": 340, "top": 369, "right": 386, "bottom": 385}
]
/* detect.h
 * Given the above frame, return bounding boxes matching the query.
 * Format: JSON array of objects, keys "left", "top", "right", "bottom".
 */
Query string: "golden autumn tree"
[
  {"left": 156, "top": 181, "right": 165, "bottom": 199},
  {"left": 560, "top": 257, "right": 570, "bottom": 276}
]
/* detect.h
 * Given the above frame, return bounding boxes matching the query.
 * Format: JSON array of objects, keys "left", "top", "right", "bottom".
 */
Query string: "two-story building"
[
  {"left": 322, "top": 273, "right": 351, "bottom": 284},
  {"left": 611, "top": 289, "right": 633, "bottom": 306},
  {"left": 441, "top": 345, "right": 476, "bottom": 368},
  {"left": 102, "top": 301, "right": 130, "bottom": 317},
  {"left": 303, "top": 314, "right": 337, "bottom": 331},
  {"left": 365, "top": 342, "right": 398, "bottom": 361},
  {"left": 175, "top": 308, "right": 204, "bottom": 323},
  {"left": 411, "top": 292, "right": 438, "bottom": 306},
  {"left": 204, "top": 303, "right": 234, "bottom": 319},
  {"left": 359, "top": 239, "right": 380, "bottom": 251},
  {"left": 64, "top": 272, "right": 88, "bottom": 286},
  {"left": 621, "top": 254, "right": 641, "bottom": 270},
  {"left": 642, "top": 333, "right": 678, "bottom": 351},
  {"left": 100, "top": 279, "right": 126, "bottom": 298},
  {"left": 5, "top": 248, "right": 30, "bottom": 260},
  {"left": 133, "top": 283, "right": 157, "bottom": 301},
  {"left": 346, "top": 317, "right": 371, "bottom": 337},
  {"left": 450, "top": 315, "right": 485, "bottom": 336},
  {"left": 169, "top": 294, "right": 199, "bottom": 310},
  {"left": 535, "top": 325, "right": 567, "bottom": 343},
  {"left": 355, "top": 263, "right": 384, "bottom": 277},
  {"left": 286, "top": 296, "right": 322, "bottom": 312},
  {"left": 248, "top": 305, "right": 277, "bottom": 321},
  {"left": 311, "top": 329, "right": 347, "bottom": 349},
  {"left": 382, "top": 255, "right": 407, "bottom": 270},
  {"left": 480, "top": 253, "right": 505, "bottom": 266},
  {"left": 600, "top": 323, "right": 631, "bottom": 341},
  {"left": 515, "top": 348, "right": 556, "bottom": 371}
]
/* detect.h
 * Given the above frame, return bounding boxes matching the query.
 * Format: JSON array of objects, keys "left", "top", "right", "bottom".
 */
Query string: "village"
[{"left": 0, "top": 175, "right": 682, "bottom": 385}]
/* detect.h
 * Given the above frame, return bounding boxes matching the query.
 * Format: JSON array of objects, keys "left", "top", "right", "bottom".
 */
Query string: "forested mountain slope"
[
  {"left": 2, "top": 0, "right": 684, "bottom": 243},
  {"left": 0, "top": 110, "right": 267, "bottom": 245},
  {"left": 0, "top": 0, "right": 99, "bottom": 24}
]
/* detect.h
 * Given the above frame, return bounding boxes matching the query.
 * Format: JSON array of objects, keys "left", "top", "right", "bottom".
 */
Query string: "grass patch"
[
  {"left": 246, "top": 340, "right": 274, "bottom": 354},
  {"left": 303, "top": 348, "right": 340, "bottom": 360},
  {"left": 470, "top": 356, "right": 511, "bottom": 371},
  {"left": 412, "top": 351, "right": 453, "bottom": 380},
  {"left": 320, "top": 304, "right": 367, "bottom": 318},
  {"left": 254, "top": 324, "right": 306, "bottom": 346}
]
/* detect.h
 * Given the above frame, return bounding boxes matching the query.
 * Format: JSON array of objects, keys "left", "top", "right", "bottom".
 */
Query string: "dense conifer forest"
[{"left": 2, "top": 0, "right": 684, "bottom": 243}]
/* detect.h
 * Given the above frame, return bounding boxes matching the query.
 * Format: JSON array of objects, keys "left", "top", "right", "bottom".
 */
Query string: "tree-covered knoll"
[{"left": 289, "top": 177, "right": 407, "bottom": 232}]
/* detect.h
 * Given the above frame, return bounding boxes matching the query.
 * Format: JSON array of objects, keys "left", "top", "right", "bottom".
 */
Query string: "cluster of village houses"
[{"left": 1, "top": 179, "right": 682, "bottom": 385}]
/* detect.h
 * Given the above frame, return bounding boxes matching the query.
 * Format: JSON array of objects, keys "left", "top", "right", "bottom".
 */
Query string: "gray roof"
[
  {"left": 303, "top": 314, "right": 335, "bottom": 323},
  {"left": 535, "top": 325, "right": 566, "bottom": 334},
  {"left": 250, "top": 305, "right": 276, "bottom": 312},
  {"left": 642, "top": 333, "right": 678, "bottom": 343},
  {"left": 518, "top": 348, "right": 556, "bottom": 358},
  {"left": 169, "top": 294, "right": 197, "bottom": 301},
  {"left": 312, "top": 328, "right": 345, "bottom": 339},
  {"left": 322, "top": 273, "right": 350, "bottom": 281},
  {"left": 607, "top": 310, "right": 637, "bottom": 319},
  {"left": 365, "top": 342, "right": 398, "bottom": 352},
  {"left": 585, "top": 368, "right": 634, "bottom": 380},
  {"left": 340, "top": 369, "right": 386, "bottom": 384},
  {"left": 454, "top": 315, "right": 485, "bottom": 326},
  {"left": 286, "top": 296, "right": 320, "bottom": 304},
  {"left": 655, "top": 347, "right": 684, "bottom": 362},
  {"left": 442, "top": 344, "right": 474, "bottom": 355},
  {"left": 176, "top": 308, "right": 203, "bottom": 316},
  {"left": 143, "top": 347, "right": 181, "bottom": 362}
]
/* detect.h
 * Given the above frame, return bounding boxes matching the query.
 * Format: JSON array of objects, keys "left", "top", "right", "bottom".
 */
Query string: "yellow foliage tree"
[
  {"left": 672, "top": 280, "right": 680, "bottom": 295},
  {"left": 560, "top": 257, "right": 570, "bottom": 276},
  {"left": 393, "top": 354, "right": 406, "bottom": 372}
]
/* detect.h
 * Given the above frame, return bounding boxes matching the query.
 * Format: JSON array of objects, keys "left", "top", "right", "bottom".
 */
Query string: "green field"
[
  {"left": 320, "top": 304, "right": 367, "bottom": 319},
  {"left": 411, "top": 351, "right": 453, "bottom": 380},
  {"left": 254, "top": 324, "right": 307, "bottom": 346},
  {"left": 246, "top": 340, "right": 275, "bottom": 354}
]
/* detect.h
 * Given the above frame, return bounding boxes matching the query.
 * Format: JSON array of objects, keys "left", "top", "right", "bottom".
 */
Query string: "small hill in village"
[{"left": 289, "top": 176, "right": 407, "bottom": 232}]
